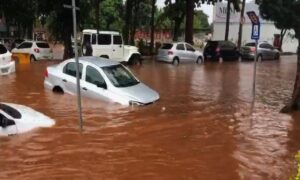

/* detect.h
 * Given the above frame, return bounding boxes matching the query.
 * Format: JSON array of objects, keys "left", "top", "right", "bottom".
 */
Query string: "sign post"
[
  {"left": 246, "top": 11, "right": 260, "bottom": 112},
  {"left": 64, "top": 1, "right": 83, "bottom": 131}
]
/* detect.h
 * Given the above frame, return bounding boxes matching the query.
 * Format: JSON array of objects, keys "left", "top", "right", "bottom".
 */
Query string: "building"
[{"left": 212, "top": 2, "right": 298, "bottom": 53}]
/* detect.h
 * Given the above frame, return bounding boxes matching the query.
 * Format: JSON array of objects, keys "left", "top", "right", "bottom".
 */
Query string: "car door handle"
[
  {"left": 62, "top": 79, "right": 67, "bottom": 82},
  {"left": 82, "top": 87, "right": 88, "bottom": 91}
]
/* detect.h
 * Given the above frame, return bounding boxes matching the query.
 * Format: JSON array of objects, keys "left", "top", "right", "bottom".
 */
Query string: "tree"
[
  {"left": 150, "top": 0, "right": 156, "bottom": 55},
  {"left": 257, "top": 0, "right": 300, "bottom": 112},
  {"left": 100, "top": 0, "right": 123, "bottom": 30},
  {"left": 224, "top": 0, "right": 240, "bottom": 40}
]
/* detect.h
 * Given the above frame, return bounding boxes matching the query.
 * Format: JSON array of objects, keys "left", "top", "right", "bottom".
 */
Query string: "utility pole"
[
  {"left": 63, "top": 0, "right": 83, "bottom": 131},
  {"left": 225, "top": 0, "right": 231, "bottom": 41}
]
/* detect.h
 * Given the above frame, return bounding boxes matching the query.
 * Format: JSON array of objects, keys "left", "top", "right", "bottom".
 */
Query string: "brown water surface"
[{"left": 1, "top": 57, "right": 300, "bottom": 180}]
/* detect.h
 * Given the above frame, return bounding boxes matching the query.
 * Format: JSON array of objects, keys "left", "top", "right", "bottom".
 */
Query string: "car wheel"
[
  {"left": 274, "top": 53, "right": 280, "bottom": 60},
  {"left": 196, "top": 56, "right": 203, "bottom": 64},
  {"left": 128, "top": 55, "right": 142, "bottom": 66},
  {"left": 172, "top": 57, "right": 179, "bottom": 65},
  {"left": 30, "top": 55, "right": 36, "bottom": 62}
]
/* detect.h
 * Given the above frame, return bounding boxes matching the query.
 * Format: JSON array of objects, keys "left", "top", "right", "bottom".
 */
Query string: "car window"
[
  {"left": 113, "top": 35, "right": 122, "bottom": 45},
  {"left": 98, "top": 34, "right": 111, "bottom": 45},
  {"left": 92, "top": 34, "right": 97, "bottom": 45},
  {"left": 0, "top": 44, "right": 7, "bottom": 54},
  {"left": 36, "top": 42, "right": 50, "bottom": 48},
  {"left": 18, "top": 42, "right": 32, "bottom": 49},
  {"left": 219, "top": 41, "right": 236, "bottom": 49},
  {"left": 245, "top": 43, "right": 256, "bottom": 46},
  {"left": 63, "top": 62, "right": 83, "bottom": 78},
  {"left": 185, "top": 44, "right": 195, "bottom": 52},
  {"left": 102, "top": 64, "right": 139, "bottom": 88},
  {"left": 161, "top": 43, "right": 173, "bottom": 49},
  {"left": 259, "top": 43, "right": 273, "bottom": 49},
  {"left": 85, "top": 66, "right": 106, "bottom": 87},
  {"left": 0, "top": 103, "right": 21, "bottom": 119},
  {"left": 176, "top": 44, "right": 185, "bottom": 50},
  {"left": 82, "top": 34, "right": 91, "bottom": 44}
]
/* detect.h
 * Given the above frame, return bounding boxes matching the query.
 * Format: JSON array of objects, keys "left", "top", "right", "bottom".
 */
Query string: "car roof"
[
  {"left": 82, "top": 29, "right": 120, "bottom": 35},
  {"left": 74, "top": 56, "right": 120, "bottom": 68}
]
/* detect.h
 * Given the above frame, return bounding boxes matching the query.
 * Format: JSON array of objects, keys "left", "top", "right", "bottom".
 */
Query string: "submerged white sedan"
[
  {"left": 0, "top": 44, "right": 15, "bottom": 75},
  {"left": 44, "top": 56, "right": 160, "bottom": 105}
]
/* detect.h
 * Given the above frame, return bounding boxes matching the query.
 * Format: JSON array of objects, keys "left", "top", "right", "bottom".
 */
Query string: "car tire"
[
  {"left": 30, "top": 55, "right": 36, "bottom": 62},
  {"left": 275, "top": 53, "right": 280, "bottom": 60},
  {"left": 196, "top": 56, "right": 203, "bottom": 64},
  {"left": 172, "top": 57, "right": 179, "bottom": 65}
]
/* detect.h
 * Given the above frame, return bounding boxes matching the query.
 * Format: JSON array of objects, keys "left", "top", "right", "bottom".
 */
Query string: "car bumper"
[
  {"left": 241, "top": 53, "right": 255, "bottom": 60},
  {"left": 35, "top": 53, "right": 53, "bottom": 60},
  {"left": 0, "top": 61, "right": 15, "bottom": 75},
  {"left": 156, "top": 55, "right": 173, "bottom": 63}
]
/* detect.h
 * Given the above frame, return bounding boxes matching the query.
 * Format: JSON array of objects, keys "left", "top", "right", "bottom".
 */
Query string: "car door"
[
  {"left": 96, "top": 34, "right": 113, "bottom": 58},
  {"left": 259, "top": 43, "right": 272, "bottom": 59},
  {"left": 265, "top": 43, "right": 276, "bottom": 59},
  {"left": 175, "top": 43, "right": 187, "bottom": 60},
  {"left": 81, "top": 65, "right": 110, "bottom": 102},
  {"left": 185, "top": 43, "right": 197, "bottom": 61},
  {"left": 61, "top": 62, "right": 83, "bottom": 95},
  {"left": 111, "top": 35, "right": 123, "bottom": 61}
]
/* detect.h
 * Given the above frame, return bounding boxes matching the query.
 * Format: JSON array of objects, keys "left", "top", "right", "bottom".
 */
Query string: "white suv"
[
  {"left": 81, "top": 29, "right": 141, "bottom": 64},
  {"left": 11, "top": 41, "right": 53, "bottom": 62}
]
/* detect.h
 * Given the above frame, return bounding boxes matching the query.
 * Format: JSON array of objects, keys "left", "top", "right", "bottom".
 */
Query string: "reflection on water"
[{"left": 0, "top": 57, "right": 300, "bottom": 179}]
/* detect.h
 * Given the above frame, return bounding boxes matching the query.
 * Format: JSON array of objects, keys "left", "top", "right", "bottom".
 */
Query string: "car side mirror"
[{"left": 95, "top": 81, "right": 107, "bottom": 89}]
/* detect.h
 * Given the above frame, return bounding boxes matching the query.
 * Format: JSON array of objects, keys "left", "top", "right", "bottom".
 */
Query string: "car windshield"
[
  {"left": 161, "top": 43, "right": 173, "bottom": 49},
  {"left": 102, "top": 65, "right": 139, "bottom": 87},
  {"left": 0, "top": 103, "right": 21, "bottom": 119},
  {"left": 36, "top": 42, "right": 50, "bottom": 48}
]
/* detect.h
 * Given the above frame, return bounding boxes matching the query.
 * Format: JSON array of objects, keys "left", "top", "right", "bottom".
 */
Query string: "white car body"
[
  {"left": 0, "top": 44, "right": 15, "bottom": 75},
  {"left": 81, "top": 29, "right": 141, "bottom": 63},
  {"left": 156, "top": 42, "right": 203, "bottom": 64},
  {"left": 44, "top": 56, "right": 159, "bottom": 105},
  {"left": 0, "top": 103, "right": 55, "bottom": 136},
  {"left": 11, "top": 41, "right": 53, "bottom": 61}
]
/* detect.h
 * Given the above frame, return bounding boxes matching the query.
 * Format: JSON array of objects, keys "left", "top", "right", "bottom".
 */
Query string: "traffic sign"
[{"left": 246, "top": 11, "right": 260, "bottom": 40}]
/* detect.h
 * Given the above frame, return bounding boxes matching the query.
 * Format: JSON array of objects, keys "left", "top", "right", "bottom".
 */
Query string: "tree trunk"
[
  {"left": 95, "top": 0, "right": 100, "bottom": 33},
  {"left": 281, "top": 36, "right": 300, "bottom": 113},
  {"left": 123, "top": 0, "right": 132, "bottom": 45},
  {"left": 173, "top": 13, "right": 184, "bottom": 42},
  {"left": 150, "top": 0, "right": 156, "bottom": 55},
  {"left": 63, "top": 30, "right": 72, "bottom": 60},
  {"left": 185, "top": 0, "right": 194, "bottom": 44},
  {"left": 129, "top": 3, "right": 139, "bottom": 45},
  {"left": 237, "top": 0, "right": 246, "bottom": 49},
  {"left": 225, "top": 0, "right": 231, "bottom": 41},
  {"left": 279, "top": 29, "right": 287, "bottom": 52}
]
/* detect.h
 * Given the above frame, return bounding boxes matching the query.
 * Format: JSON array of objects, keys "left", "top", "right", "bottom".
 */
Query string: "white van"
[{"left": 81, "top": 29, "right": 141, "bottom": 64}]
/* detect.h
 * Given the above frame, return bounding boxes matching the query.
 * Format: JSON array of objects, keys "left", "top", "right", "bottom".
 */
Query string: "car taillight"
[
  {"left": 34, "top": 48, "right": 40, "bottom": 53},
  {"left": 250, "top": 47, "right": 256, "bottom": 52},
  {"left": 44, "top": 69, "right": 48, "bottom": 78},
  {"left": 168, "top": 51, "right": 173, "bottom": 55}
]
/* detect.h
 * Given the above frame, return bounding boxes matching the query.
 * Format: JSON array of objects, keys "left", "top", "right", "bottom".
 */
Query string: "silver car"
[
  {"left": 156, "top": 42, "right": 203, "bottom": 64},
  {"left": 240, "top": 42, "right": 280, "bottom": 61},
  {"left": 44, "top": 56, "right": 159, "bottom": 105}
]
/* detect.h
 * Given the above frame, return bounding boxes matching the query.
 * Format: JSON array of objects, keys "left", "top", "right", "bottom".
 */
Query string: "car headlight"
[{"left": 129, "top": 101, "right": 143, "bottom": 106}]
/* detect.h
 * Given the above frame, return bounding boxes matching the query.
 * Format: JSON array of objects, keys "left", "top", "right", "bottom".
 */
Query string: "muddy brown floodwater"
[{"left": 1, "top": 56, "right": 300, "bottom": 180}]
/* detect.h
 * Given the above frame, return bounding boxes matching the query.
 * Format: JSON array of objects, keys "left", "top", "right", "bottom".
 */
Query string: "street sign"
[{"left": 246, "top": 11, "right": 260, "bottom": 40}]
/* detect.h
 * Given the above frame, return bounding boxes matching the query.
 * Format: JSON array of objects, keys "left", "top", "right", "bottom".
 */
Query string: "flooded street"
[{"left": 1, "top": 56, "right": 300, "bottom": 179}]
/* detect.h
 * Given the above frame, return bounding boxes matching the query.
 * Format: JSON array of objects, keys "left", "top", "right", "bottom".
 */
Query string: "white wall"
[{"left": 212, "top": 2, "right": 298, "bottom": 53}]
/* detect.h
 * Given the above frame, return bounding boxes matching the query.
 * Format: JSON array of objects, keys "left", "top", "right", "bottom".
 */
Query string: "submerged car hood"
[{"left": 117, "top": 83, "right": 159, "bottom": 104}]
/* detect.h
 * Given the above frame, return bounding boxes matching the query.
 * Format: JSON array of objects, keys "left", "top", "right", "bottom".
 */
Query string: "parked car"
[
  {"left": 156, "top": 42, "right": 203, "bottom": 65},
  {"left": 0, "top": 44, "right": 15, "bottom": 75},
  {"left": 81, "top": 29, "right": 141, "bottom": 65},
  {"left": 0, "top": 102, "right": 55, "bottom": 136},
  {"left": 203, "top": 40, "right": 240, "bottom": 61},
  {"left": 11, "top": 41, "right": 53, "bottom": 62},
  {"left": 240, "top": 42, "right": 280, "bottom": 61},
  {"left": 44, "top": 56, "right": 160, "bottom": 105}
]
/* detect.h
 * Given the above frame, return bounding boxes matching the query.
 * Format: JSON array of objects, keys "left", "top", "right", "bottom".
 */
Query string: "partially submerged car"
[
  {"left": 156, "top": 42, "right": 203, "bottom": 65},
  {"left": 44, "top": 56, "right": 160, "bottom": 105},
  {"left": 0, "top": 44, "right": 15, "bottom": 75},
  {"left": 240, "top": 42, "right": 280, "bottom": 61},
  {"left": 0, "top": 103, "right": 55, "bottom": 136}
]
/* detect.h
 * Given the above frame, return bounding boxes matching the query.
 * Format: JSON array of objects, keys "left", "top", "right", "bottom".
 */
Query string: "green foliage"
[
  {"left": 100, "top": 0, "right": 123, "bottom": 30},
  {"left": 258, "top": 0, "right": 300, "bottom": 36}
]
